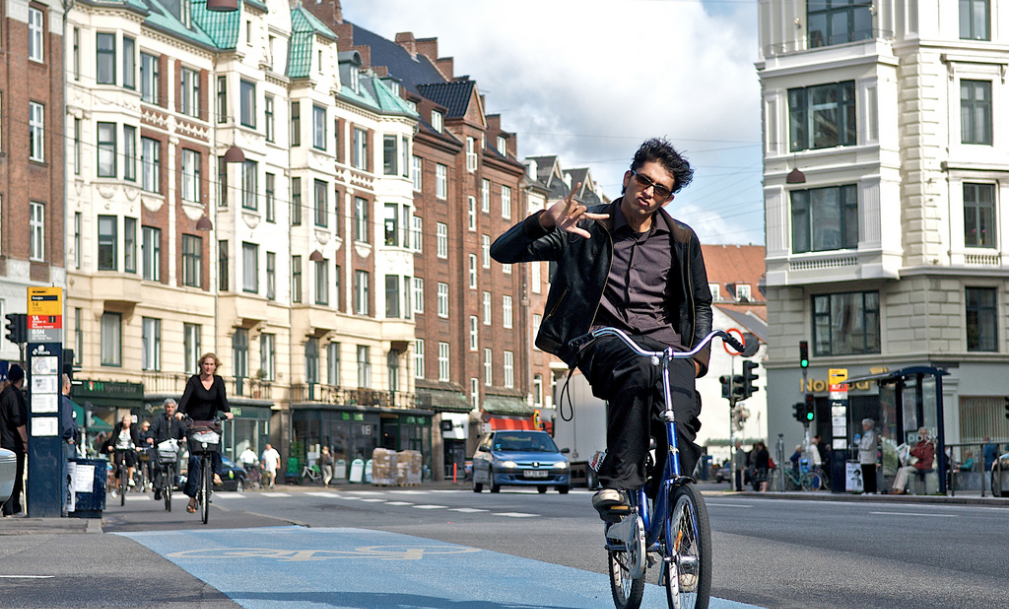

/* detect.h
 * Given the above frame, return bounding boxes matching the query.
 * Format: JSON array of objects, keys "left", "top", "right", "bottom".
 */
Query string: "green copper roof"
[
  {"left": 292, "top": 6, "right": 337, "bottom": 42},
  {"left": 191, "top": 0, "right": 240, "bottom": 49},
  {"left": 287, "top": 7, "right": 337, "bottom": 79},
  {"left": 138, "top": 0, "right": 217, "bottom": 49}
]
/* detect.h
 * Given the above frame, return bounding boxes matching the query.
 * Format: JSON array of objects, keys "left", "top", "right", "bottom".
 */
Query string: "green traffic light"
[
  {"left": 800, "top": 358, "right": 809, "bottom": 368},
  {"left": 806, "top": 411, "right": 814, "bottom": 421}
]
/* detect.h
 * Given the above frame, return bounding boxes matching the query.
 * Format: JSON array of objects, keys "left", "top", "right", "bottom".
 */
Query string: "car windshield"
[{"left": 492, "top": 432, "right": 559, "bottom": 453}]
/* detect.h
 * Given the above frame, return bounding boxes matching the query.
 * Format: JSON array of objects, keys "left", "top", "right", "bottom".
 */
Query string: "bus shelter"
[{"left": 843, "top": 366, "right": 949, "bottom": 494}]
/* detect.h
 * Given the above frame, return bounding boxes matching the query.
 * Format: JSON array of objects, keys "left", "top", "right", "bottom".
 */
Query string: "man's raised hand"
[{"left": 539, "top": 182, "right": 608, "bottom": 238}]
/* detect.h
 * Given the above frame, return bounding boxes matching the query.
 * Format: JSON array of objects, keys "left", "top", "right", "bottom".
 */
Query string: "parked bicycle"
[
  {"left": 568, "top": 327, "right": 755, "bottom": 609},
  {"left": 300, "top": 463, "right": 321, "bottom": 484}
]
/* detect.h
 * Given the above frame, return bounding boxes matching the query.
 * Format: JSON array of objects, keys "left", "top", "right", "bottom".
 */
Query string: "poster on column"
[{"left": 829, "top": 368, "right": 849, "bottom": 450}]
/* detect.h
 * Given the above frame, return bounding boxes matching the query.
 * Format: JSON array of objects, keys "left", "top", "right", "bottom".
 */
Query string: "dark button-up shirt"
[{"left": 592, "top": 204, "right": 683, "bottom": 349}]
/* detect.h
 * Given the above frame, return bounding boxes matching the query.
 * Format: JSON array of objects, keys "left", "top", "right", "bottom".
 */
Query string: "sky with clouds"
[{"left": 345, "top": 0, "right": 764, "bottom": 245}]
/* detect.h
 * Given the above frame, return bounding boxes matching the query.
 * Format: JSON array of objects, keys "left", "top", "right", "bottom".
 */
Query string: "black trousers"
[
  {"left": 577, "top": 334, "right": 699, "bottom": 491},
  {"left": 3, "top": 450, "right": 25, "bottom": 515},
  {"left": 861, "top": 463, "right": 877, "bottom": 493}
]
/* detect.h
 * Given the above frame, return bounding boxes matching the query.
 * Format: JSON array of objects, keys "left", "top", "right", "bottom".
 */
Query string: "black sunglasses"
[{"left": 630, "top": 170, "right": 673, "bottom": 201}]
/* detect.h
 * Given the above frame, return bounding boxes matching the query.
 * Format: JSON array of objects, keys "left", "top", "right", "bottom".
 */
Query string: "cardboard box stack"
[
  {"left": 397, "top": 450, "right": 422, "bottom": 486},
  {"left": 371, "top": 448, "right": 398, "bottom": 486}
]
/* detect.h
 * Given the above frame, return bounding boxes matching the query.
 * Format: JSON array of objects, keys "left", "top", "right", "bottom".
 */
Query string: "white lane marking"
[
  {"left": 358, "top": 499, "right": 386, "bottom": 503},
  {"left": 306, "top": 492, "right": 339, "bottom": 498},
  {"left": 706, "top": 503, "right": 753, "bottom": 508},
  {"left": 412, "top": 505, "right": 448, "bottom": 510},
  {"left": 213, "top": 492, "right": 245, "bottom": 499},
  {"left": 125, "top": 495, "right": 152, "bottom": 501},
  {"left": 0, "top": 575, "right": 55, "bottom": 579},
  {"left": 449, "top": 508, "right": 488, "bottom": 513},
  {"left": 870, "top": 511, "right": 956, "bottom": 518},
  {"left": 260, "top": 492, "right": 291, "bottom": 498},
  {"left": 385, "top": 501, "right": 414, "bottom": 506},
  {"left": 493, "top": 512, "right": 537, "bottom": 518},
  {"left": 347, "top": 491, "right": 382, "bottom": 496}
]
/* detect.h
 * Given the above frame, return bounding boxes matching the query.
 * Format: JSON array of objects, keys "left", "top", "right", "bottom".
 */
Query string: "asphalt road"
[{"left": 5, "top": 483, "right": 1009, "bottom": 608}]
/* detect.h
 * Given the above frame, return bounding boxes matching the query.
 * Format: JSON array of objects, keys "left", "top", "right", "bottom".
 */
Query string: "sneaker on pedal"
[
  {"left": 128, "top": 478, "right": 136, "bottom": 488},
  {"left": 592, "top": 489, "right": 630, "bottom": 520},
  {"left": 214, "top": 474, "right": 223, "bottom": 486}
]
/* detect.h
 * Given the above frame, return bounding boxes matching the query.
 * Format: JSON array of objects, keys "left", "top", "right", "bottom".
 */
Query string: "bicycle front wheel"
[
  {"left": 799, "top": 473, "right": 814, "bottom": 492},
  {"left": 608, "top": 547, "right": 645, "bottom": 609},
  {"left": 201, "top": 457, "right": 212, "bottom": 524},
  {"left": 663, "top": 484, "right": 712, "bottom": 609},
  {"left": 164, "top": 464, "right": 173, "bottom": 511},
  {"left": 119, "top": 466, "right": 127, "bottom": 506}
]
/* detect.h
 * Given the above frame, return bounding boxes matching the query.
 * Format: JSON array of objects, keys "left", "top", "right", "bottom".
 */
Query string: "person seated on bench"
[{"left": 891, "top": 427, "right": 934, "bottom": 495}]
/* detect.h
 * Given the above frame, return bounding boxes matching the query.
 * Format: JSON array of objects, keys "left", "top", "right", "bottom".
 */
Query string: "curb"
[{"left": 703, "top": 489, "right": 1009, "bottom": 507}]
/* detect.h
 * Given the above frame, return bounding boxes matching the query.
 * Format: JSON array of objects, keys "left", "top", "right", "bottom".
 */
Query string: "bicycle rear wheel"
[
  {"left": 799, "top": 473, "right": 814, "bottom": 492},
  {"left": 164, "top": 464, "right": 173, "bottom": 511},
  {"left": 608, "top": 548, "right": 645, "bottom": 609},
  {"left": 663, "top": 484, "right": 711, "bottom": 609},
  {"left": 119, "top": 465, "right": 127, "bottom": 506},
  {"left": 200, "top": 457, "right": 211, "bottom": 524}
]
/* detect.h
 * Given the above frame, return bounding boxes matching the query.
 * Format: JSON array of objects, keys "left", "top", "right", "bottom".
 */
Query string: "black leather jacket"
[{"left": 490, "top": 199, "right": 713, "bottom": 375}]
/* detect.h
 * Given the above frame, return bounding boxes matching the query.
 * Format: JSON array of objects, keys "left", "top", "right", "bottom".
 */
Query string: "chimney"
[
  {"left": 435, "top": 57, "right": 454, "bottom": 80},
  {"left": 395, "top": 32, "right": 417, "bottom": 58},
  {"left": 301, "top": 0, "right": 343, "bottom": 27},
  {"left": 415, "top": 37, "right": 439, "bottom": 63}
]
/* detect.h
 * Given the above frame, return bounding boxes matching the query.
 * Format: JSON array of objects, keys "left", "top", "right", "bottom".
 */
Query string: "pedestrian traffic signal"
[
  {"left": 719, "top": 375, "right": 731, "bottom": 399},
  {"left": 1004, "top": 396, "right": 1009, "bottom": 420},
  {"left": 4, "top": 313, "right": 25, "bottom": 345},
  {"left": 742, "top": 360, "right": 760, "bottom": 399},
  {"left": 793, "top": 402, "right": 805, "bottom": 423},
  {"left": 799, "top": 341, "right": 809, "bottom": 369},
  {"left": 804, "top": 393, "right": 815, "bottom": 422}
]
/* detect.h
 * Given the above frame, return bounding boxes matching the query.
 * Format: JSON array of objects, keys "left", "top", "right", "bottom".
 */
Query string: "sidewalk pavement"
[{"left": 706, "top": 488, "right": 1009, "bottom": 507}]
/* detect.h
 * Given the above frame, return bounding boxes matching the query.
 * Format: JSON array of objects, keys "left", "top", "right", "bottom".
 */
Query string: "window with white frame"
[
  {"left": 469, "top": 316, "right": 478, "bottom": 351},
  {"left": 124, "top": 217, "right": 136, "bottom": 273},
  {"left": 314, "top": 259, "right": 328, "bottom": 305},
  {"left": 503, "top": 351, "right": 514, "bottom": 388},
  {"left": 313, "top": 105, "right": 326, "bottom": 150},
  {"left": 353, "top": 128, "right": 367, "bottom": 169},
  {"left": 384, "top": 274, "right": 399, "bottom": 318},
  {"left": 354, "top": 196, "right": 369, "bottom": 242},
  {"left": 180, "top": 67, "right": 199, "bottom": 118},
  {"left": 414, "top": 339, "right": 425, "bottom": 378},
  {"left": 242, "top": 160, "right": 257, "bottom": 210},
  {"left": 141, "top": 53, "right": 159, "bottom": 104},
  {"left": 240, "top": 80, "right": 256, "bottom": 128},
  {"left": 142, "top": 226, "right": 160, "bottom": 281},
  {"left": 101, "top": 312, "right": 121, "bottom": 366},
  {"left": 709, "top": 283, "right": 720, "bottom": 301},
  {"left": 142, "top": 317, "right": 161, "bottom": 371},
  {"left": 438, "top": 342, "right": 450, "bottom": 381},
  {"left": 265, "top": 95, "right": 274, "bottom": 142},
  {"left": 468, "top": 197, "right": 476, "bottom": 231},
  {"left": 431, "top": 111, "right": 443, "bottom": 133},
  {"left": 354, "top": 270, "right": 369, "bottom": 315},
  {"left": 182, "top": 235, "right": 202, "bottom": 287},
  {"left": 324, "top": 342, "right": 339, "bottom": 385},
  {"left": 481, "top": 179, "right": 490, "bottom": 212},
  {"left": 28, "top": 8, "right": 44, "bottom": 62},
  {"left": 412, "top": 215, "right": 423, "bottom": 251},
  {"left": 483, "top": 348, "right": 492, "bottom": 385},
  {"left": 141, "top": 137, "right": 159, "bottom": 192},
  {"left": 413, "top": 277, "right": 424, "bottom": 313},
  {"left": 357, "top": 345, "right": 371, "bottom": 388},
  {"left": 468, "top": 254, "right": 477, "bottom": 289},
  {"left": 124, "top": 125, "right": 136, "bottom": 181},
  {"left": 501, "top": 185, "right": 512, "bottom": 220},
  {"left": 29, "top": 102, "right": 44, "bottom": 162},
  {"left": 960, "top": 0, "right": 990, "bottom": 40},
  {"left": 471, "top": 378, "right": 479, "bottom": 410},
  {"left": 437, "top": 282, "right": 449, "bottom": 318},
  {"left": 466, "top": 137, "right": 477, "bottom": 172},
  {"left": 97, "top": 122, "right": 117, "bottom": 177},
  {"left": 242, "top": 242, "right": 258, "bottom": 293},
  {"left": 97, "top": 215, "right": 117, "bottom": 271},
  {"left": 503, "top": 295, "right": 513, "bottom": 329},
  {"left": 436, "top": 222, "right": 448, "bottom": 258},
  {"left": 502, "top": 263, "right": 512, "bottom": 275},
  {"left": 182, "top": 150, "right": 201, "bottom": 202},
  {"left": 964, "top": 182, "right": 997, "bottom": 248},
  {"left": 533, "top": 374, "right": 543, "bottom": 407},
  {"left": 260, "top": 333, "right": 275, "bottom": 380},
  {"left": 482, "top": 291, "right": 491, "bottom": 325},
  {"left": 736, "top": 284, "right": 751, "bottom": 301},
  {"left": 96, "top": 33, "right": 115, "bottom": 84},
  {"left": 532, "top": 314, "right": 542, "bottom": 349},
  {"left": 435, "top": 164, "right": 447, "bottom": 199},
  {"left": 183, "top": 323, "right": 201, "bottom": 374},
  {"left": 30, "top": 202, "right": 44, "bottom": 261},
  {"left": 531, "top": 261, "right": 541, "bottom": 293},
  {"left": 382, "top": 134, "right": 397, "bottom": 175},
  {"left": 412, "top": 155, "right": 422, "bottom": 191},
  {"left": 481, "top": 235, "right": 490, "bottom": 268},
  {"left": 497, "top": 135, "right": 507, "bottom": 156},
  {"left": 961, "top": 80, "right": 992, "bottom": 146}
]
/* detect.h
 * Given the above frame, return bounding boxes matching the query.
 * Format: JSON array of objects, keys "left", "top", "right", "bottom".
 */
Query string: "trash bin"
[{"left": 68, "top": 458, "right": 107, "bottom": 518}]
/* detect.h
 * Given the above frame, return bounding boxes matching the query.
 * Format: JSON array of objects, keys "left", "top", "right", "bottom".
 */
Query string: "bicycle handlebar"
[{"left": 568, "top": 327, "right": 754, "bottom": 359}]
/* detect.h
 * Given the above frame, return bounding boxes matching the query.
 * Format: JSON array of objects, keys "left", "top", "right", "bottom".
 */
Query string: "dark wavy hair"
[{"left": 629, "top": 137, "right": 694, "bottom": 194}]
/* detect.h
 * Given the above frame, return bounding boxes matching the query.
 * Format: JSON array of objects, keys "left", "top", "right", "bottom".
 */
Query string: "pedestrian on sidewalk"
[
  {"left": 733, "top": 440, "right": 746, "bottom": 492},
  {"left": 321, "top": 446, "right": 334, "bottom": 487},
  {"left": 261, "top": 443, "right": 281, "bottom": 488},
  {"left": 858, "top": 418, "right": 878, "bottom": 494},
  {"left": 0, "top": 365, "right": 28, "bottom": 516}
]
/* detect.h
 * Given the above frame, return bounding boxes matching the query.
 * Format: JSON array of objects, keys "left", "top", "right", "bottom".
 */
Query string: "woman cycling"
[
  {"left": 106, "top": 414, "right": 141, "bottom": 495},
  {"left": 177, "top": 352, "right": 233, "bottom": 513}
]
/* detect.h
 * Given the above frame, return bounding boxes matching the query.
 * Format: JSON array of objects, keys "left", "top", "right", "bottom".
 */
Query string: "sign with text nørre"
[{"left": 27, "top": 287, "right": 63, "bottom": 344}]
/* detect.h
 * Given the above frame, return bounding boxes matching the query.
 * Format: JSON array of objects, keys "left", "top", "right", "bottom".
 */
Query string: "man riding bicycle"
[
  {"left": 147, "top": 398, "right": 186, "bottom": 500},
  {"left": 491, "top": 138, "right": 712, "bottom": 519}
]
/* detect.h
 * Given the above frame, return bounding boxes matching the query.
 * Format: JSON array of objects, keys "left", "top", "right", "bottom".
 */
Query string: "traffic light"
[
  {"left": 804, "top": 393, "right": 815, "bottom": 423},
  {"left": 793, "top": 402, "right": 805, "bottom": 423},
  {"left": 742, "top": 360, "right": 760, "bottom": 399},
  {"left": 1004, "top": 397, "right": 1009, "bottom": 420},
  {"left": 799, "top": 341, "right": 809, "bottom": 369},
  {"left": 719, "top": 375, "right": 731, "bottom": 399},
  {"left": 731, "top": 375, "right": 745, "bottom": 399},
  {"left": 4, "top": 313, "right": 25, "bottom": 345}
]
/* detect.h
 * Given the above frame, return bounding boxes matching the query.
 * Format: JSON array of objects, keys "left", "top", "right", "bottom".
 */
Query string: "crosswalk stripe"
[
  {"left": 260, "top": 492, "right": 291, "bottom": 497},
  {"left": 493, "top": 512, "right": 537, "bottom": 518},
  {"left": 125, "top": 495, "right": 152, "bottom": 501},
  {"left": 385, "top": 501, "right": 413, "bottom": 506},
  {"left": 412, "top": 505, "right": 447, "bottom": 510},
  {"left": 214, "top": 492, "right": 245, "bottom": 499},
  {"left": 449, "top": 508, "right": 487, "bottom": 513},
  {"left": 306, "top": 492, "right": 339, "bottom": 498},
  {"left": 358, "top": 499, "right": 386, "bottom": 503}
]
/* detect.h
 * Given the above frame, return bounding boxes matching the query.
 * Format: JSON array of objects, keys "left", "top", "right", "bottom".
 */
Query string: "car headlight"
[
  {"left": 500, "top": 461, "right": 518, "bottom": 469},
  {"left": 555, "top": 461, "right": 568, "bottom": 470}
]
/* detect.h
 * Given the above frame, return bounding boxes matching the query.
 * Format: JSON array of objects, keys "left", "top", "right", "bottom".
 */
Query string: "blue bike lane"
[{"left": 119, "top": 526, "right": 764, "bottom": 609}]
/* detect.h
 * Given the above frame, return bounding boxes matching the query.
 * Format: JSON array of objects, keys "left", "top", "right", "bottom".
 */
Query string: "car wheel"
[
  {"left": 992, "top": 470, "right": 1002, "bottom": 498},
  {"left": 537, "top": 485, "right": 547, "bottom": 494},
  {"left": 473, "top": 474, "right": 483, "bottom": 493},
  {"left": 557, "top": 486, "right": 570, "bottom": 494},
  {"left": 489, "top": 468, "right": 501, "bottom": 493}
]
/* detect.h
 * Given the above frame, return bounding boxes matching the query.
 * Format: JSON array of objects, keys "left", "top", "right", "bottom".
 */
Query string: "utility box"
[{"left": 68, "top": 458, "right": 106, "bottom": 518}]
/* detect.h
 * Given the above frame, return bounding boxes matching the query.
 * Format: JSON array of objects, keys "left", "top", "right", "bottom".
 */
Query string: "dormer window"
[
  {"left": 349, "top": 67, "right": 359, "bottom": 92},
  {"left": 497, "top": 135, "right": 507, "bottom": 155},
  {"left": 431, "top": 111, "right": 443, "bottom": 133},
  {"left": 736, "top": 284, "right": 751, "bottom": 302},
  {"left": 318, "top": 50, "right": 323, "bottom": 74},
  {"left": 466, "top": 137, "right": 477, "bottom": 172},
  {"left": 708, "top": 283, "right": 720, "bottom": 301}
]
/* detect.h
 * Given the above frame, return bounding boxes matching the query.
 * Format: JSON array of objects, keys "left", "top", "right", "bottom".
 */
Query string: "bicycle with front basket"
[
  {"left": 568, "top": 327, "right": 755, "bottom": 609},
  {"left": 186, "top": 417, "right": 223, "bottom": 524}
]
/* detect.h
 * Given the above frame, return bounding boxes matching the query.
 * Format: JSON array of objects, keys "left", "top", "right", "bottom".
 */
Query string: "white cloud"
[{"left": 346, "top": 0, "right": 763, "bottom": 245}]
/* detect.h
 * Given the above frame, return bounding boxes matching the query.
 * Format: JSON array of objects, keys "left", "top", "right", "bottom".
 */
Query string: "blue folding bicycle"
[{"left": 568, "top": 327, "right": 754, "bottom": 609}]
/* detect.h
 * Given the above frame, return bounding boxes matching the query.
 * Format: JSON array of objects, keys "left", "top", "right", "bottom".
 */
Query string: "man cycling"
[
  {"left": 147, "top": 398, "right": 186, "bottom": 500},
  {"left": 106, "top": 414, "right": 141, "bottom": 495},
  {"left": 491, "top": 138, "right": 712, "bottom": 519}
]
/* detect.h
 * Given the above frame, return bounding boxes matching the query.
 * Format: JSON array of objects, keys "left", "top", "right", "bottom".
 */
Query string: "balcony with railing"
[
  {"left": 141, "top": 372, "right": 275, "bottom": 402},
  {"left": 290, "top": 383, "right": 416, "bottom": 410}
]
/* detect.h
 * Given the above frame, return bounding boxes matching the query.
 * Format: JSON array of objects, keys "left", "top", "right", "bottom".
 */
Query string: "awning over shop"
[
  {"left": 482, "top": 395, "right": 534, "bottom": 417},
  {"left": 415, "top": 388, "right": 471, "bottom": 412}
]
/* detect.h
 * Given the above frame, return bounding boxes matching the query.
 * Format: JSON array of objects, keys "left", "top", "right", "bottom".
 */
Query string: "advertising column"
[{"left": 25, "top": 287, "right": 66, "bottom": 517}]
